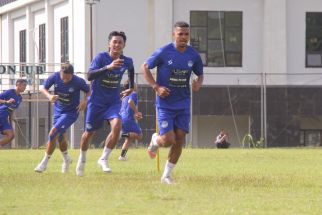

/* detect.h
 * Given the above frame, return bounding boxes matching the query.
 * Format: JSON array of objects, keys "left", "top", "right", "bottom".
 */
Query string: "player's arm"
[
  {"left": 40, "top": 87, "right": 58, "bottom": 103},
  {"left": 192, "top": 74, "right": 203, "bottom": 92},
  {"left": 128, "top": 99, "right": 142, "bottom": 120},
  {"left": 141, "top": 63, "right": 170, "bottom": 98},
  {"left": 77, "top": 91, "right": 90, "bottom": 113},
  {"left": 87, "top": 58, "right": 124, "bottom": 81},
  {"left": 0, "top": 98, "right": 15, "bottom": 104},
  {"left": 120, "top": 66, "right": 135, "bottom": 98}
]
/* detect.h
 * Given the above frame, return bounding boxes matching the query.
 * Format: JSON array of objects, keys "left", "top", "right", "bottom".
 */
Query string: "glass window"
[
  {"left": 190, "top": 11, "right": 243, "bottom": 67},
  {"left": 61, "top": 17, "right": 69, "bottom": 63},
  {"left": 306, "top": 12, "right": 322, "bottom": 67},
  {"left": 39, "top": 23, "right": 46, "bottom": 63}
]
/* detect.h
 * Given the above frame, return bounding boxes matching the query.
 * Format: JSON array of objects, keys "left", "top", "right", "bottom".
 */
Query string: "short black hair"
[
  {"left": 16, "top": 79, "right": 27, "bottom": 85},
  {"left": 174, "top": 21, "right": 190, "bottom": 28},
  {"left": 108, "top": 31, "right": 127, "bottom": 43},
  {"left": 61, "top": 63, "right": 74, "bottom": 74}
]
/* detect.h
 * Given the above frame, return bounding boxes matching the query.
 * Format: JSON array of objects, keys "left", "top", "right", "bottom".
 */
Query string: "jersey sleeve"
[
  {"left": 79, "top": 78, "right": 90, "bottom": 93},
  {"left": 129, "top": 92, "right": 138, "bottom": 104},
  {"left": 43, "top": 73, "right": 56, "bottom": 89},
  {"left": 192, "top": 53, "right": 204, "bottom": 76},
  {"left": 146, "top": 48, "right": 163, "bottom": 69},
  {"left": 0, "top": 90, "right": 11, "bottom": 100}
]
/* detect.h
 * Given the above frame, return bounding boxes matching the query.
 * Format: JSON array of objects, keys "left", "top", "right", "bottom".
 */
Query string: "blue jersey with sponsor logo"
[
  {"left": 146, "top": 43, "right": 203, "bottom": 110},
  {"left": 0, "top": 89, "right": 22, "bottom": 114},
  {"left": 89, "top": 52, "right": 134, "bottom": 107},
  {"left": 44, "top": 72, "right": 90, "bottom": 114},
  {"left": 120, "top": 91, "right": 137, "bottom": 122}
]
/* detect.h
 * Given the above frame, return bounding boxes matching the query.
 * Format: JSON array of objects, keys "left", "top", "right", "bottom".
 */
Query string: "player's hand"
[
  {"left": 106, "top": 58, "right": 124, "bottom": 70},
  {"left": 120, "top": 88, "right": 133, "bottom": 98},
  {"left": 192, "top": 79, "right": 201, "bottom": 92},
  {"left": 155, "top": 86, "right": 170, "bottom": 98},
  {"left": 77, "top": 100, "right": 87, "bottom": 112},
  {"left": 135, "top": 111, "right": 143, "bottom": 120},
  {"left": 49, "top": 95, "right": 59, "bottom": 103},
  {"left": 6, "top": 98, "right": 15, "bottom": 104}
]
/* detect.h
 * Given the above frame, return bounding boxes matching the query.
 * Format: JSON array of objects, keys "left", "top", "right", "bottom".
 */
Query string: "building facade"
[{"left": 1, "top": 0, "right": 322, "bottom": 148}]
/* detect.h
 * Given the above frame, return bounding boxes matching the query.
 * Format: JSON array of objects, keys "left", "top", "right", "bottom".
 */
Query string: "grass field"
[{"left": 1, "top": 148, "right": 322, "bottom": 215}]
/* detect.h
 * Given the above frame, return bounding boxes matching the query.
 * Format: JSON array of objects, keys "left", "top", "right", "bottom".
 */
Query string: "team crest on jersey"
[
  {"left": 161, "top": 120, "right": 168, "bottom": 128},
  {"left": 61, "top": 125, "right": 65, "bottom": 129},
  {"left": 188, "top": 60, "right": 193, "bottom": 67},
  {"left": 86, "top": 123, "right": 92, "bottom": 130},
  {"left": 68, "top": 87, "right": 74, "bottom": 93},
  {"left": 168, "top": 60, "right": 173, "bottom": 65}
]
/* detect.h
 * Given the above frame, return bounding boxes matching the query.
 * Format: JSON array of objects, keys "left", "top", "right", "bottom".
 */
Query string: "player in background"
[
  {"left": 34, "top": 63, "right": 90, "bottom": 173},
  {"left": 118, "top": 81, "right": 143, "bottom": 161},
  {"left": 141, "top": 21, "right": 204, "bottom": 184},
  {"left": 75, "top": 31, "right": 134, "bottom": 176},
  {"left": 0, "top": 79, "right": 27, "bottom": 146}
]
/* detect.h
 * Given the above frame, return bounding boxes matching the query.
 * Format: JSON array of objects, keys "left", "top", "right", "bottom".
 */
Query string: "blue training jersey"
[
  {"left": 0, "top": 89, "right": 23, "bottom": 114},
  {"left": 43, "top": 72, "right": 90, "bottom": 114},
  {"left": 146, "top": 43, "right": 203, "bottom": 110},
  {"left": 89, "top": 52, "right": 134, "bottom": 107},
  {"left": 120, "top": 92, "right": 138, "bottom": 121}
]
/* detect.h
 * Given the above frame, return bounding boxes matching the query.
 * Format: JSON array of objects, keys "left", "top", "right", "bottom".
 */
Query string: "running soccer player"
[
  {"left": 75, "top": 31, "right": 134, "bottom": 176},
  {"left": 141, "top": 21, "right": 204, "bottom": 184},
  {"left": 118, "top": 81, "right": 143, "bottom": 161},
  {"left": 34, "top": 63, "right": 90, "bottom": 173},
  {"left": 0, "top": 79, "right": 27, "bottom": 146}
]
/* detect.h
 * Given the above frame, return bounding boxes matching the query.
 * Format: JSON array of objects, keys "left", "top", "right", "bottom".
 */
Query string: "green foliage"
[{"left": 1, "top": 148, "right": 322, "bottom": 214}]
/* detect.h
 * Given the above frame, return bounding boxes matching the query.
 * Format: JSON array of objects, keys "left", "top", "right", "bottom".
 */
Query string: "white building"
[{"left": 1, "top": 0, "right": 322, "bottom": 148}]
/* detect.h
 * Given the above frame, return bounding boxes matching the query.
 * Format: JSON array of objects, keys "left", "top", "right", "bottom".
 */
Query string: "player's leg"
[
  {"left": 76, "top": 103, "right": 102, "bottom": 176},
  {"left": 56, "top": 113, "right": 77, "bottom": 173},
  {"left": 97, "top": 117, "right": 121, "bottom": 172},
  {"left": 147, "top": 108, "right": 176, "bottom": 158},
  {"left": 119, "top": 137, "right": 131, "bottom": 161},
  {"left": 58, "top": 134, "right": 72, "bottom": 173},
  {"left": 97, "top": 102, "right": 122, "bottom": 172},
  {"left": 0, "top": 117, "right": 15, "bottom": 145},
  {"left": 161, "top": 128, "right": 186, "bottom": 184},
  {"left": 0, "top": 129, "right": 14, "bottom": 146},
  {"left": 34, "top": 127, "right": 59, "bottom": 173},
  {"left": 161, "top": 108, "right": 189, "bottom": 184},
  {"left": 119, "top": 121, "right": 143, "bottom": 160}
]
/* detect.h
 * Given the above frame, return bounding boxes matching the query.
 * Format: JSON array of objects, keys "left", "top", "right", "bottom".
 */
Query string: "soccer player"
[
  {"left": 0, "top": 79, "right": 27, "bottom": 146},
  {"left": 118, "top": 81, "right": 143, "bottom": 161},
  {"left": 34, "top": 63, "right": 90, "bottom": 173},
  {"left": 75, "top": 31, "right": 134, "bottom": 176},
  {"left": 141, "top": 21, "right": 204, "bottom": 184}
]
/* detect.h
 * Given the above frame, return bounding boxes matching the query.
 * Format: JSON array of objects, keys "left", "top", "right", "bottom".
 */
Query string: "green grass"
[{"left": 1, "top": 148, "right": 322, "bottom": 215}]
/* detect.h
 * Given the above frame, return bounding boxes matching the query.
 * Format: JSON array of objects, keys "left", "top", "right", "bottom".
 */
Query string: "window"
[
  {"left": 306, "top": 12, "right": 322, "bottom": 67},
  {"left": 190, "top": 11, "right": 242, "bottom": 67},
  {"left": 60, "top": 17, "right": 69, "bottom": 63},
  {"left": 19, "top": 29, "right": 26, "bottom": 73},
  {"left": 39, "top": 24, "right": 46, "bottom": 63}
]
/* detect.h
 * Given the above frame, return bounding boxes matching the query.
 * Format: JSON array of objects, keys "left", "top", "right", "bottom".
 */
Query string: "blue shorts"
[
  {"left": 53, "top": 112, "right": 78, "bottom": 134},
  {"left": 157, "top": 107, "right": 190, "bottom": 135},
  {"left": 121, "top": 119, "right": 142, "bottom": 135},
  {"left": 0, "top": 112, "right": 12, "bottom": 132},
  {"left": 85, "top": 102, "right": 121, "bottom": 131}
]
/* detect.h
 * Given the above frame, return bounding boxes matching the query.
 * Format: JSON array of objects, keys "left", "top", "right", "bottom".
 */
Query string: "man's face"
[
  {"left": 16, "top": 82, "right": 27, "bottom": 93},
  {"left": 173, "top": 27, "right": 190, "bottom": 48},
  {"left": 60, "top": 71, "right": 73, "bottom": 83},
  {"left": 108, "top": 36, "right": 125, "bottom": 55}
]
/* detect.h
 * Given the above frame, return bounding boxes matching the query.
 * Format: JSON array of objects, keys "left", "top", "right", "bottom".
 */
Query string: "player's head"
[
  {"left": 123, "top": 79, "right": 137, "bottom": 91},
  {"left": 173, "top": 21, "right": 190, "bottom": 49},
  {"left": 60, "top": 63, "right": 74, "bottom": 83},
  {"left": 15, "top": 79, "right": 27, "bottom": 93},
  {"left": 108, "top": 31, "right": 126, "bottom": 56}
]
